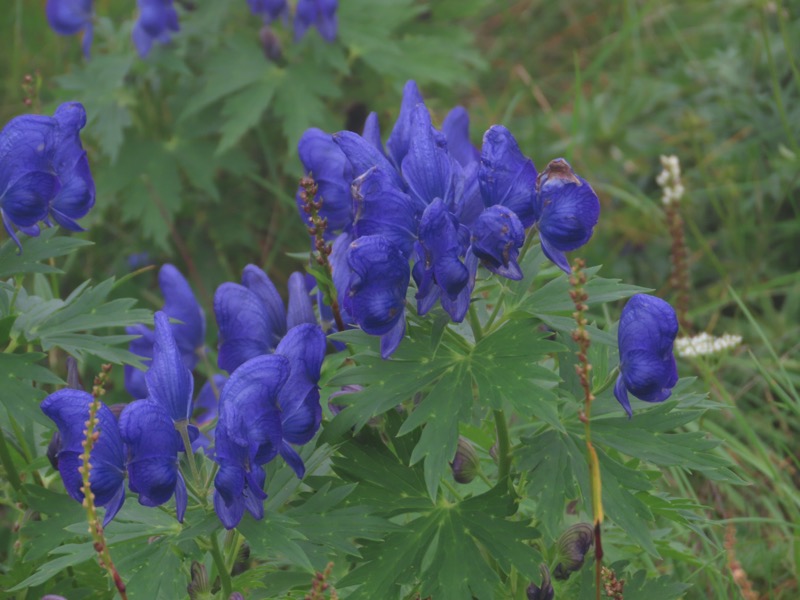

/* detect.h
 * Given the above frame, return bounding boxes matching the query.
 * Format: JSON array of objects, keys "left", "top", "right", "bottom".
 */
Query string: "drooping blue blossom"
[
  {"left": 386, "top": 80, "right": 425, "bottom": 169},
  {"left": 614, "top": 294, "right": 679, "bottom": 418},
  {"left": 214, "top": 265, "right": 316, "bottom": 374},
  {"left": 132, "top": 0, "right": 180, "bottom": 58},
  {"left": 213, "top": 354, "right": 288, "bottom": 528},
  {"left": 0, "top": 102, "right": 95, "bottom": 251},
  {"left": 469, "top": 205, "right": 525, "bottom": 280},
  {"left": 343, "top": 235, "right": 410, "bottom": 359},
  {"left": 41, "top": 390, "right": 126, "bottom": 525},
  {"left": 119, "top": 399, "right": 187, "bottom": 522},
  {"left": 145, "top": 311, "right": 194, "bottom": 424},
  {"left": 273, "top": 323, "right": 327, "bottom": 478},
  {"left": 296, "top": 128, "right": 354, "bottom": 234},
  {"left": 247, "top": 0, "right": 288, "bottom": 24},
  {"left": 534, "top": 158, "right": 601, "bottom": 274},
  {"left": 125, "top": 264, "right": 205, "bottom": 400},
  {"left": 46, "top": 0, "right": 94, "bottom": 58},
  {"left": 294, "top": 0, "right": 338, "bottom": 43},
  {"left": 442, "top": 106, "right": 480, "bottom": 169}
]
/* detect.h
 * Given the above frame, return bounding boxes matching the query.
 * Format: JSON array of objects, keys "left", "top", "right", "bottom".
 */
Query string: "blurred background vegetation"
[{"left": 1, "top": 0, "right": 798, "bottom": 597}]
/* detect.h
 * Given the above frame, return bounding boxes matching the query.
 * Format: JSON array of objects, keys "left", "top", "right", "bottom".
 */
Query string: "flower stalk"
[
  {"left": 569, "top": 259, "right": 603, "bottom": 600},
  {"left": 83, "top": 365, "right": 127, "bottom": 600},
  {"left": 299, "top": 175, "right": 345, "bottom": 332}
]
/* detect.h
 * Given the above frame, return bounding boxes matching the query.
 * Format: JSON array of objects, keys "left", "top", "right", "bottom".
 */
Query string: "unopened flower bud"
[
  {"left": 187, "top": 561, "right": 210, "bottom": 599},
  {"left": 527, "top": 564, "right": 554, "bottom": 600},
  {"left": 259, "top": 26, "right": 282, "bottom": 62},
  {"left": 450, "top": 436, "right": 480, "bottom": 484},
  {"left": 553, "top": 522, "right": 594, "bottom": 580}
]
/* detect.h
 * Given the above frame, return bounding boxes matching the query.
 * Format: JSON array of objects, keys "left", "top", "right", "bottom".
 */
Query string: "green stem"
[
  {"left": 484, "top": 288, "right": 507, "bottom": 332},
  {"left": 176, "top": 420, "right": 201, "bottom": 485},
  {"left": 493, "top": 410, "right": 511, "bottom": 482},
  {"left": 225, "top": 530, "right": 245, "bottom": 574},
  {"left": 468, "top": 304, "right": 484, "bottom": 343},
  {"left": 210, "top": 533, "right": 232, "bottom": 598}
]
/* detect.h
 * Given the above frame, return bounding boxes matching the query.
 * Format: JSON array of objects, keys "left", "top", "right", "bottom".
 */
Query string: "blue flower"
[
  {"left": 296, "top": 128, "right": 354, "bottom": 234},
  {"left": 214, "top": 265, "right": 316, "bottom": 374},
  {"left": 247, "top": 0, "right": 288, "bottom": 23},
  {"left": 534, "top": 159, "right": 600, "bottom": 274},
  {"left": 343, "top": 235, "right": 410, "bottom": 359},
  {"left": 41, "top": 390, "right": 127, "bottom": 525},
  {"left": 214, "top": 355, "right": 289, "bottom": 528},
  {"left": 614, "top": 294, "right": 679, "bottom": 418},
  {"left": 46, "top": 0, "right": 94, "bottom": 57},
  {"left": 386, "top": 80, "right": 425, "bottom": 169},
  {"left": 442, "top": 106, "right": 480, "bottom": 169},
  {"left": 191, "top": 374, "right": 227, "bottom": 452},
  {"left": 469, "top": 205, "right": 525, "bottom": 280},
  {"left": 273, "top": 323, "right": 327, "bottom": 478},
  {"left": 119, "top": 399, "right": 187, "bottom": 521},
  {"left": 125, "top": 264, "right": 205, "bottom": 400},
  {"left": 294, "top": 0, "right": 338, "bottom": 43},
  {"left": 132, "top": 0, "right": 180, "bottom": 58},
  {"left": 145, "top": 311, "right": 194, "bottom": 423},
  {"left": 0, "top": 103, "right": 95, "bottom": 251}
]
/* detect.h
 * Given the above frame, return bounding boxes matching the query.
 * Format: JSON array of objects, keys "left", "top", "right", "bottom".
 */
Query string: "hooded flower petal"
[
  {"left": 286, "top": 272, "right": 317, "bottom": 329},
  {"left": 478, "top": 125, "right": 538, "bottom": 228},
  {"left": 470, "top": 205, "right": 525, "bottom": 280},
  {"left": 218, "top": 354, "right": 289, "bottom": 455},
  {"left": 214, "top": 283, "right": 273, "bottom": 374},
  {"left": 49, "top": 102, "right": 95, "bottom": 229},
  {"left": 343, "top": 235, "right": 410, "bottom": 354},
  {"left": 160, "top": 264, "right": 206, "bottom": 368},
  {"left": 386, "top": 80, "right": 425, "bottom": 168},
  {"left": 361, "top": 112, "right": 383, "bottom": 154},
  {"left": 442, "top": 106, "right": 479, "bottom": 168},
  {"left": 402, "top": 105, "right": 452, "bottom": 207},
  {"left": 242, "top": 265, "right": 287, "bottom": 342},
  {"left": 294, "top": 0, "right": 338, "bottom": 42},
  {"left": 274, "top": 324, "right": 326, "bottom": 476},
  {"left": 41, "top": 390, "right": 126, "bottom": 523},
  {"left": 614, "top": 294, "right": 679, "bottom": 417},
  {"left": 119, "top": 399, "right": 186, "bottom": 520},
  {"left": 352, "top": 167, "right": 424, "bottom": 258},
  {"left": 213, "top": 427, "right": 267, "bottom": 529},
  {"left": 535, "top": 158, "right": 600, "bottom": 274},
  {"left": 145, "top": 311, "right": 194, "bottom": 423},
  {"left": 297, "top": 128, "right": 354, "bottom": 233}
]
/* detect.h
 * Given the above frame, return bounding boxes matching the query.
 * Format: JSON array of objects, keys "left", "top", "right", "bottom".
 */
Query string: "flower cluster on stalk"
[{"left": 296, "top": 80, "right": 601, "bottom": 358}]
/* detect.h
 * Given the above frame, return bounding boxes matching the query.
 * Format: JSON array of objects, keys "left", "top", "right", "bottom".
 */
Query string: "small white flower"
[
  {"left": 657, "top": 155, "right": 684, "bottom": 206},
  {"left": 675, "top": 332, "right": 743, "bottom": 357}
]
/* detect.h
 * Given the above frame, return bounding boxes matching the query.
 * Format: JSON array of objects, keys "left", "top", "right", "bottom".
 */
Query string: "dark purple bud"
[
  {"left": 451, "top": 436, "right": 479, "bottom": 484},
  {"left": 553, "top": 522, "right": 594, "bottom": 580},
  {"left": 527, "top": 564, "right": 554, "bottom": 600},
  {"left": 66, "top": 355, "right": 83, "bottom": 390},
  {"left": 187, "top": 561, "right": 210, "bottom": 600},
  {"left": 259, "top": 26, "right": 282, "bottom": 62},
  {"left": 229, "top": 594, "right": 245, "bottom": 600}
]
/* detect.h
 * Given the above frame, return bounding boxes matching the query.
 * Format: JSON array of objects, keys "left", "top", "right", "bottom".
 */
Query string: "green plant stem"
[
  {"left": 210, "top": 533, "right": 232, "bottom": 598},
  {"left": 225, "top": 530, "right": 245, "bottom": 574},
  {"left": 468, "top": 304, "right": 484, "bottom": 343},
  {"left": 176, "top": 420, "right": 201, "bottom": 485},
  {"left": 484, "top": 289, "right": 507, "bottom": 331},
  {"left": 493, "top": 410, "right": 511, "bottom": 482}
]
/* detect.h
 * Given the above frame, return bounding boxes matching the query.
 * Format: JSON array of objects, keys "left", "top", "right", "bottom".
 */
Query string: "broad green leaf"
[
  {"left": 8, "top": 542, "right": 95, "bottom": 591},
  {"left": 0, "top": 229, "right": 92, "bottom": 279},
  {"left": 239, "top": 513, "right": 314, "bottom": 572},
  {"left": 218, "top": 71, "right": 281, "bottom": 154}
]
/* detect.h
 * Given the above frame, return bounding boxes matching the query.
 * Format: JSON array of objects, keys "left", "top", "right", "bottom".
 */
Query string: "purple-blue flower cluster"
[
  {"left": 132, "top": 0, "right": 180, "bottom": 58},
  {"left": 0, "top": 103, "right": 95, "bottom": 251},
  {"left": 296, "top": 80, "right": 601, "bottom": 358},
  {"left": 46, "top": 0, "right": 94, "bottom": 58},
  {"left": 55, "top": 262, "right": 329, "bottom": 529},
  {"left": 247, "top": 0, "right": 338, "bottom": 43}
]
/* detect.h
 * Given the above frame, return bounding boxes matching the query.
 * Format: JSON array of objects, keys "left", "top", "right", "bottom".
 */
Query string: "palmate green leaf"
[
  {"left": 20, "top": 485, "right": 87, "bottom": 562},
  {"left": 239, "top": 513, "right": 314, "bottom": 572},
  {"left": 0, "top": 353, "right": 64, "bottom": 425},
  {"left": 13, "top": 277, "right": 151, "bottom": 366},
  {"left": 217, "top": 70, "right": 281, "bottom": 154},
  {"left": 118, "top": 537, "right": 186, "bottom": 600},
  {"left": 333, "top": 429, "right": 540, "bottom": 600},
  {"left": 523, "top": 266, "right": 650, "bottom": 314},
  {"left": 0, "top": 229, "right": 93, "bottom": 279},
  {"left": 8, "top": 542, "right": 96, "bottom": 592}
]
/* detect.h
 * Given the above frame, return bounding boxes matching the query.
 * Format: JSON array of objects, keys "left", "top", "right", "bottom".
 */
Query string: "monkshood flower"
[
  {"left": 343, "top": 235, "right": 410, "bottom": 359},
  {"left": 0, "top": 102, "right": 95, "bottom": 250},
  {"left": 526, "top": 565, "right": 555, "bottom": 600},
  {"left": 296, "top": 128, "right": 354, "bottom": 234},
  {"left": 469, "top": 205, "right": 525, "bottom": 280},
  {"left": 534, "top": 158, "right": 601, "bottom": 274},
  {"left": 214, "top": 355, "right": 289, "bottom": 528},
  {"left": 273, "top": 323, "right": 327, "bottom": 478},
  {"left": 247, "top": 0, "right": 288, "bottom": 24},
  {"left": 192, "top": 374, "right": 227, "bottom": 452},
  {"left": 294, "top": 0, "right": 338, "bottom": 43},
  {"left": 614, "top": 294, "right": 679, "bottom": 418},
  {"left": 41, "top": 390, "right": 126, "bottom": 525},
  {"left": 125, "top": 264, "right": 205, "bottom": 400},
  {"left": 119, "top": 399, "right": 187, "bottom": 521},
  {"left": 46, "top": 0, "right": 94, "bottom": 58},
  {"left": 145, "top": 311, "right": 194, "bottom": 423},
  {"left": 132, "top": 0, "right": 180, "bottom": 58},
  {"left": 214, "top": 266, "right": 316, "bottom": 374},
  {"left": 554, "top": 522, "right": 594, "bottom": 580}
]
